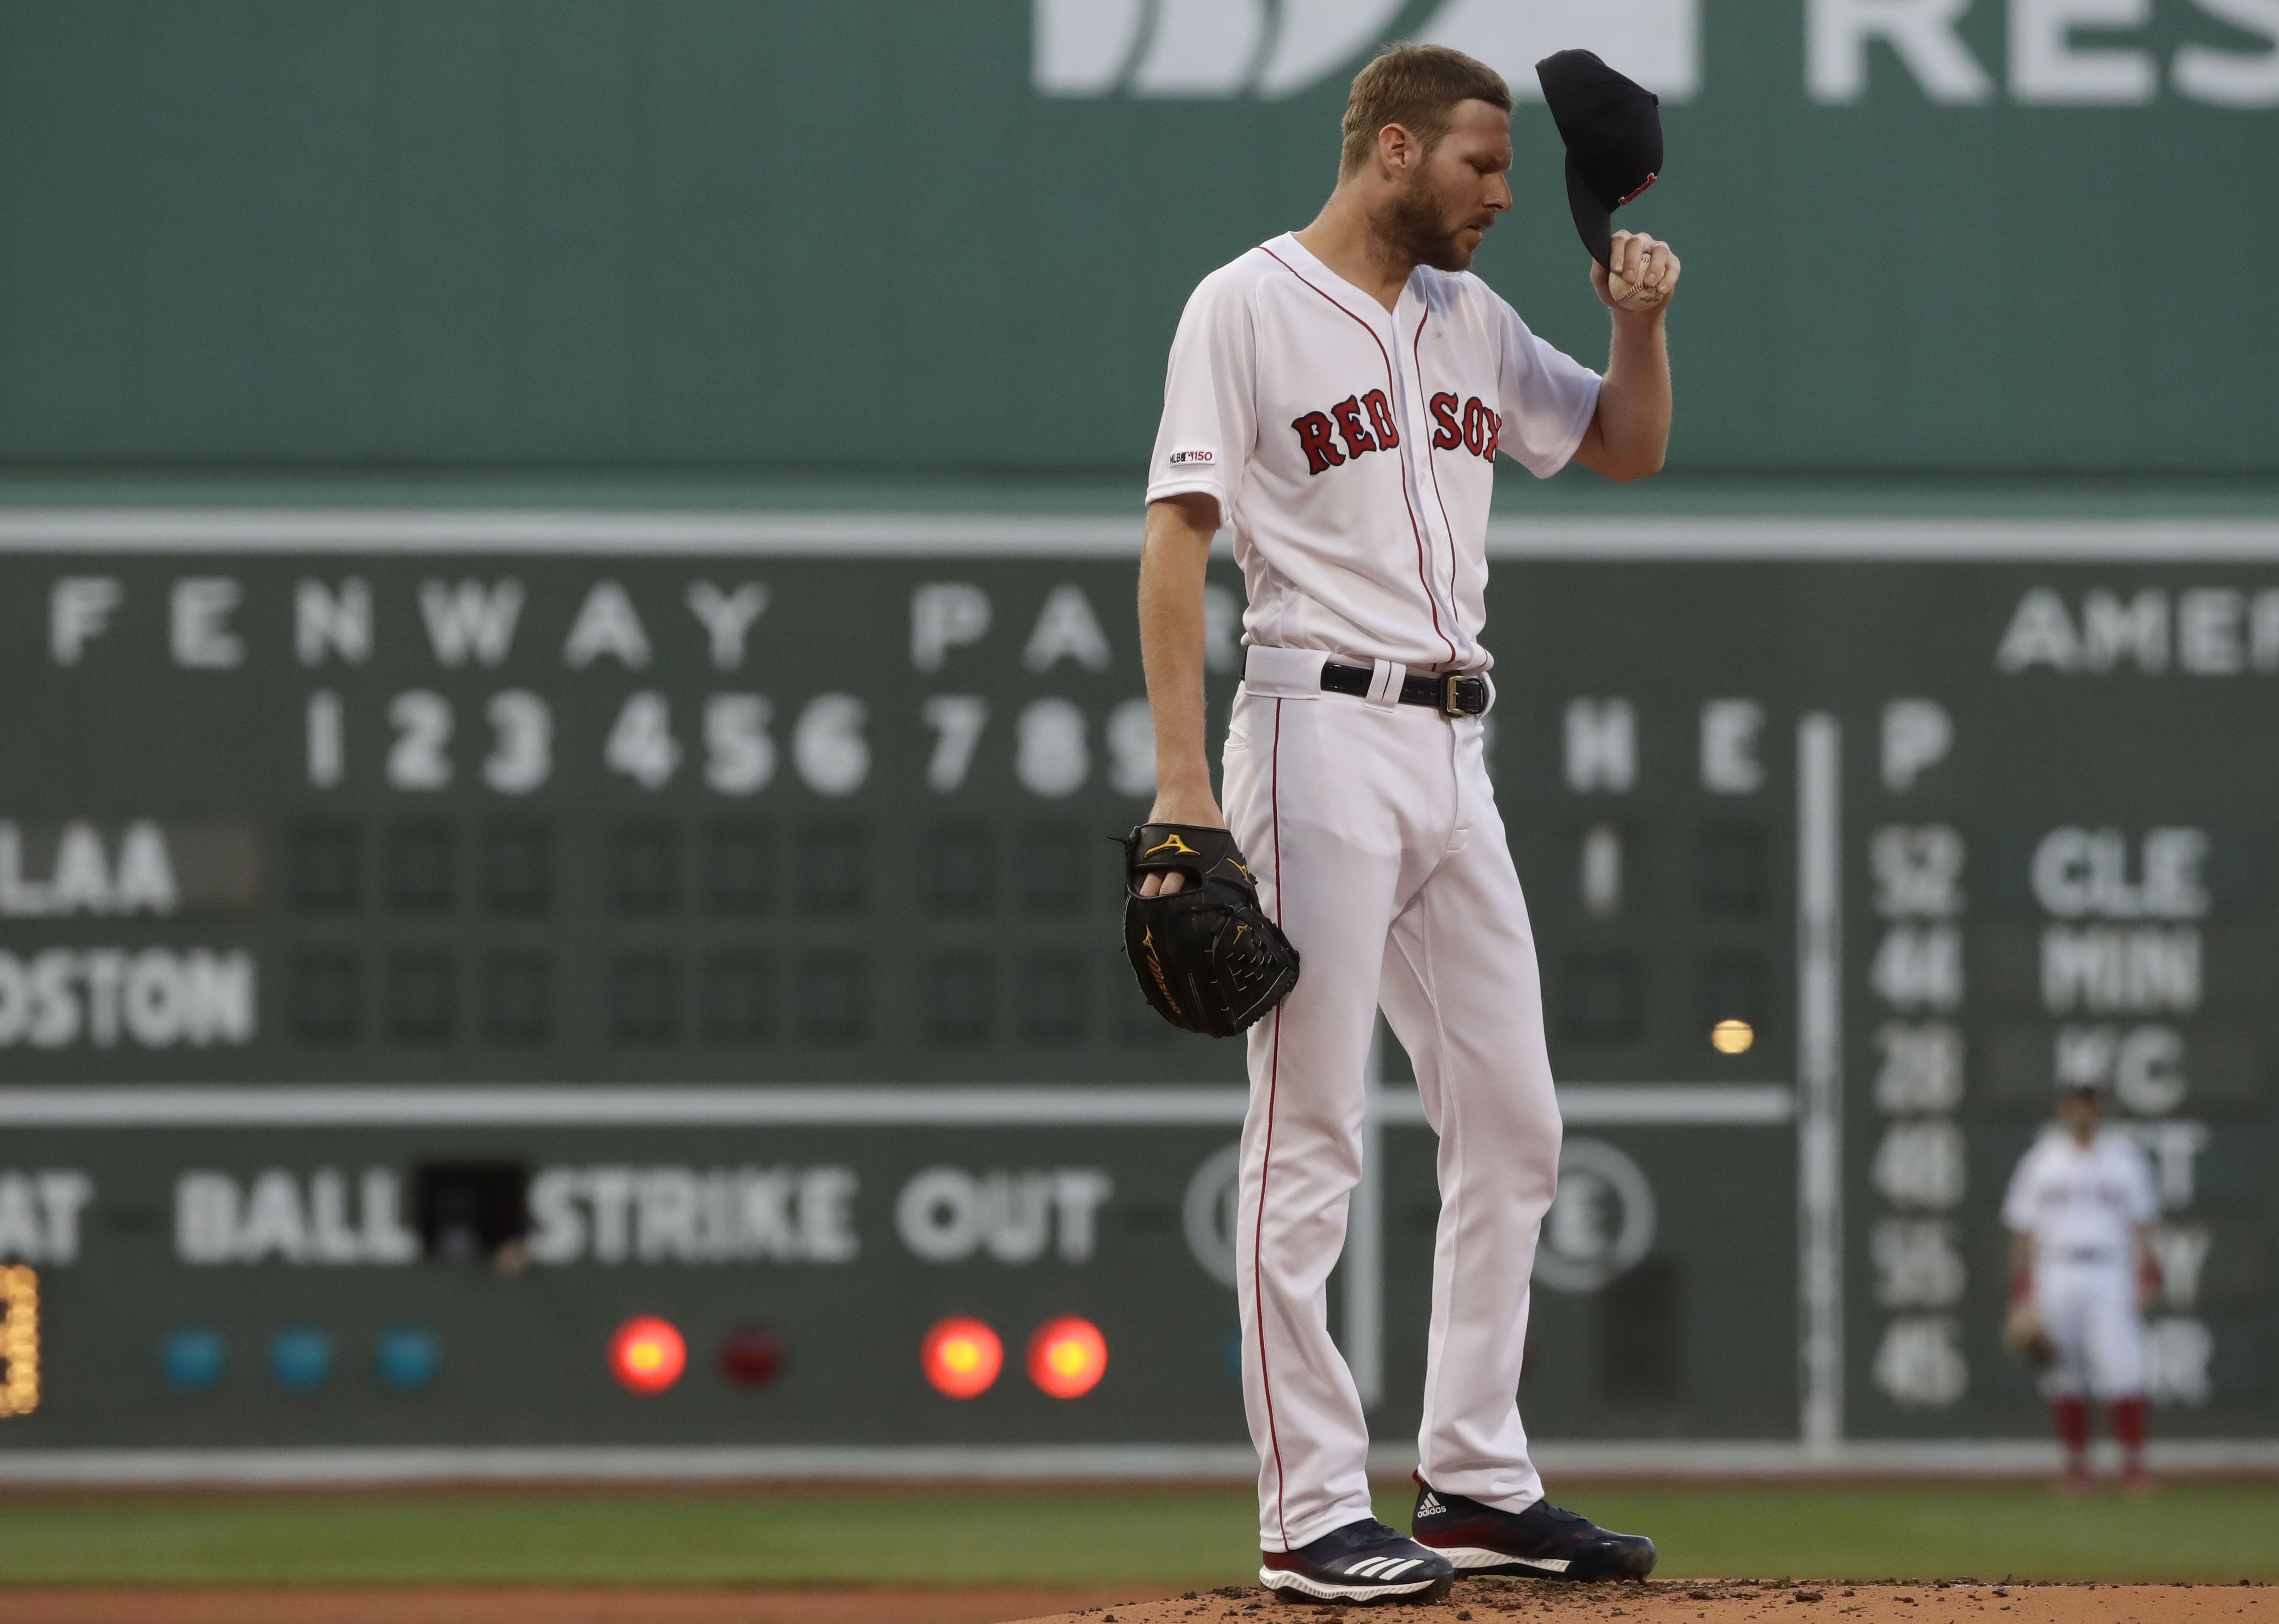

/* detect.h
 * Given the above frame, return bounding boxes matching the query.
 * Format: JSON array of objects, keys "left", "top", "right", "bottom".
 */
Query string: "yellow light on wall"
[
  {"left": 922, "top": 1316, "right": 1003, "bottom": 1399},
  {"left": 1027, "top": 1317, "right": 1108, "bottom": 1399},
  {"left": 1711, "top": 1019, "right": 1755, "bottom": 1055},
  {"left": 0, "top": 1267, "right": 37, "bottom": 1418},
  {"left": 608, "top": 1316, "right": 687, "bottom": 1395}
]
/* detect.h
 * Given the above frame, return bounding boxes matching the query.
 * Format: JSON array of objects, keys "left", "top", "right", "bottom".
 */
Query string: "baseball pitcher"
[{"left": 1131, "top": 43, "right": 1674, "bottom": 1604}]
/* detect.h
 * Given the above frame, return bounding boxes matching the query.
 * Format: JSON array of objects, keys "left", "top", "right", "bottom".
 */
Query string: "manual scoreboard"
[{"left": 0, "top": 513, "right": 2270, "bottom": 1469}]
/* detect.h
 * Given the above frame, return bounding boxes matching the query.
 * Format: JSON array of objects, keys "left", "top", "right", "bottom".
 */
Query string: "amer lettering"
[{"left": 1997, "top": 586, "right": 2279, "bottom": 675}]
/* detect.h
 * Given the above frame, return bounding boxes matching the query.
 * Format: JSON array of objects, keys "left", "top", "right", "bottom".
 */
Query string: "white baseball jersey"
[
  {"left": 1147, "top": 236, "right": 1602, "bottom": 1555},
  {"left": 1146, "top": 232, "right": 1601, "bottom": 673},
  {"left": 2004, "top": 1126, "right": 2157, "bottom": 1400},
  {"left": 2002, "top": 1127, "right": 2158, "bottom": 1265}
]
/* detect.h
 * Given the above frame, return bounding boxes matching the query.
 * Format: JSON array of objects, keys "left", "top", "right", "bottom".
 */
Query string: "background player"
[
  {"left": 2003, "top": 1080, "right": 2164, "bottom": 1496},
  {"left": 1136, "top": 44, "right": 1676, "bottom": 1604}
]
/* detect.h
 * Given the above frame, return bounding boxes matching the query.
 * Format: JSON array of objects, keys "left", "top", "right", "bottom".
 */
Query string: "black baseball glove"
[{"left": 1121, "top": 823, "right": 1300, "bottom": 1037}]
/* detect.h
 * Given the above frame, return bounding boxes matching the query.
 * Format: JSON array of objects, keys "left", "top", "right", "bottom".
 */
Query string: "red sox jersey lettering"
[
  {"left": 1291, "top": 389, "right": 1403, "bottom": 476},
  {"left": 1428, "top": 394, "right": 1500, "bottom": 461}
]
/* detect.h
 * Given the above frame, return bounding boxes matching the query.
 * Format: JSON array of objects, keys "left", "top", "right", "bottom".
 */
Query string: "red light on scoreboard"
[
  {"left": 921, "top": 1316, "right": 1003, "bottom": 1399},
  {"left": 718, "top": 1325, "right": 783, "bottom": 1388},
  {"left": 1027, "top": 1316, "right": 1107, "bottom": 1399},
  {"left": 608, "top": 1316, "right": 687, "bottom": 1394}
]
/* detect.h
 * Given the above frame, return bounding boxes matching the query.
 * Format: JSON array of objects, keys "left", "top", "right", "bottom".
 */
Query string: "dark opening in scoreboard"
[{"left": 0, "top": 516, "right": 2271, "bottom": 1468}]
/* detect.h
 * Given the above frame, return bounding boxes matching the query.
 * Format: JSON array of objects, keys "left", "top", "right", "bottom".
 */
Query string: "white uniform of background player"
[
  {"left": 1147, "top": 236, "right": 1598, "bottom": 1550},
  {"left": 2001, "top": 1092, "right": 2160, "bottom": 1488}
]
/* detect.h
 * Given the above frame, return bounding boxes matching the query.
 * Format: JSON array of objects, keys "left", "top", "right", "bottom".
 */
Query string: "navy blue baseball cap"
[{"left": 1534, "top": 49, "right": 1663, "bottom": 268}]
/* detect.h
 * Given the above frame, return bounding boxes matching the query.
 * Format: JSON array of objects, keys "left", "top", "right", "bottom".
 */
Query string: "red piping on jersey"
[
  {"left": 1414, "top": 308, "right": 1465, "bottom": 656},
  {"left": 1255, "top": 697, "right": 1289, "bottom": 1548},
  {"left": 1259, "top": 246, "right": 1458, "bottom": 668}
]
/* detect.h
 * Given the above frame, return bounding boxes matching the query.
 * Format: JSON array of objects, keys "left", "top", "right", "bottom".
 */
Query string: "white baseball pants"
[
  {"left": 1222, "top": 648, "right": 1562, "bottom": 1552},
  {"left": 2035, "top": 1260, "right": 2145, "bottom": 1400}
]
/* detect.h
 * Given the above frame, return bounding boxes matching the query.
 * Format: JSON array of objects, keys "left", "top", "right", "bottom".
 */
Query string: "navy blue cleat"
[
  {"left": 1259, "top": 1517, "right": 1456, "bottom": 1604},
  {"left": 1411, "top": 1480, "right": 1657, "bottom": 1580}
]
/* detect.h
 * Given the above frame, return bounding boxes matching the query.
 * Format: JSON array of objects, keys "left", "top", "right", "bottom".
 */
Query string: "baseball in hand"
[
  {"left": 1606, "top": 270, "right": 1665, "bottom": 311},
  {"left": 1597, "top": 229, "right": 1679, "bottom": 313}
]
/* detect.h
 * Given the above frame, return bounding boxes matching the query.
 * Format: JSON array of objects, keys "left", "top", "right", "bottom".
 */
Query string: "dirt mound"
[
  {"left": 1012, "top": 1579, "right": 2277, "bottom": 1624},
  {"left": 0, "top": 1579, "right": 2264, "bottom": 1624}
]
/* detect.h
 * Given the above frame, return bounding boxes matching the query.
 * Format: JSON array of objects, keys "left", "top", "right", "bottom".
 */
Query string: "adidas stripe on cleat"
[
  {"left": 1410, "top": 1479, "right": 1657, "bottom": 1581},
  {"left": 1259, "top": 1517, "right": 1455, "bottom": 1604}
]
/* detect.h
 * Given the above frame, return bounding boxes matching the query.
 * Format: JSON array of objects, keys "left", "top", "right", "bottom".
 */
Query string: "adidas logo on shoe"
[
  {"left": 1258, "top": 1518, "right": 1454, "bottom": 1603},
  {"left": 1417, "top": 1491, "right": 1448, "bottom": 1517},
  {"left": 1345, "top": 1556, "right": 1430, "bottom": 1580}
]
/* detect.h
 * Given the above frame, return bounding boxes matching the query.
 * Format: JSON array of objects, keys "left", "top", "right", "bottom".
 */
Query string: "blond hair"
[{"left": 1340, "top": 44, "right": 1513, "bottom": 178}]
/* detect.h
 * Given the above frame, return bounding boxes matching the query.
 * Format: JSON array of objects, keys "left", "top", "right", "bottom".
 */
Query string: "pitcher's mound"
[{"left": 1010, "top": 1579, "right": 2276, "bottom": 1624}]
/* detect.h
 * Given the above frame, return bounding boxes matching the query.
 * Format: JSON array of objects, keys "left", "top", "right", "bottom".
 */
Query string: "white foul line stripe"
[{"left": 0, "top": 1083, "right": 1794, "bottom": 1129}]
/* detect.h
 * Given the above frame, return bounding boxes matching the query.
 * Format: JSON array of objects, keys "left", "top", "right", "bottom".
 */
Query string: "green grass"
[{"left": 0, "top": 1482, "right": 2271, "bottom": 1588}]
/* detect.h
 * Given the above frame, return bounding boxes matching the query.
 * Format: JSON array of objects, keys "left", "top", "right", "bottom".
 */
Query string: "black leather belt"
[{"left": 1321, "top": 662, "right": 1489, "bottom": 715}]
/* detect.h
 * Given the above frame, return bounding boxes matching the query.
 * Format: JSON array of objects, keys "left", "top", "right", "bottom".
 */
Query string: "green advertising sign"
[{"left": 0, "top": 2, "right": 2272, "bottom": 477}]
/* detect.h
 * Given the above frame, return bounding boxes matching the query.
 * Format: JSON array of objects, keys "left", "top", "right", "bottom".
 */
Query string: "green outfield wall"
[
  {"left": 0, "top": 513, "right": 2270, "bottom": 1474},
  {"left": 0, "top": 1, "right": 2273, "bottom": 479}
]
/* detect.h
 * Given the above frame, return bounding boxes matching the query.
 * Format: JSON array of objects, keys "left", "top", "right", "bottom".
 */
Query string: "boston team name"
[
  {"left": 1291, "top": 390, "right": 1501, "bottom": 476},
  {"left": 1429, "top": 393, "right": 1502, "bottom": 462}
]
